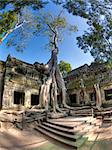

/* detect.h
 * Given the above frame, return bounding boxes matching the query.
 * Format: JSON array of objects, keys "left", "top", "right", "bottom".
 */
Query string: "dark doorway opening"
[
  {"left": 90, "top": 92, "right": 96, "bottom": 102},
  {"left": 105, "top": 89, "right": 112, "bottom": 101},
  {"left": 31, "top": 94, "right": 39, "bottom": 105},
  {"left": 69, "top": 94, "right": 77, "bottom": 105},
  {"left": 14, "top": 91, "right": 25, "bottom": 105}
]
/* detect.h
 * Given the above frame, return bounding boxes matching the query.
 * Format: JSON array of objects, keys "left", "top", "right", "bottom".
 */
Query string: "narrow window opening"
[
  {"left": 31, "top": 94, "right": 39, "bottom": 105},
  {"left": 14, "top": 91, "right": 25, "bottom": 105},
  {"left": 69, "top": 94, "right": 77, "bottom": 105},
  {"left": 89, "top": 92, "right": 96, "bottom": 102},
  {"left": 105, "top": 89, "right": 112, "bottom": 101}
]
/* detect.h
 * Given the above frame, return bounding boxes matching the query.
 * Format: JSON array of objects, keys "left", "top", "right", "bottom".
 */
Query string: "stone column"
[
  {"left": 25, "top": 90, "right": 31, "bottom": 108},
  {"left": 101, "top": 88, "right": 105, "bottom": 103},
  {"left": 2, "top": 85, "right": 10, "bottom": 108},
  {"left": 77, "top": 90, "right": 80, "bottom": 104}
]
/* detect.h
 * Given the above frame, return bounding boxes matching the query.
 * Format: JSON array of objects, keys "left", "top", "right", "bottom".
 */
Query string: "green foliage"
[
  {"left": 51, "top": 16, "right": 67, "bottom": 29},
  {"left": 58, "top": 60, "right": 72, "bottom": 76},
  {"left": 0, "top": 11, "right": 17, "bottom": 38},
  {"left": 0, "top": 0, "right": 47, "bottom": 41},
  {"left": 0, "top": 0, "right": 46, "bottom": 11},
  {"left": 52, "top": 0, "right": 112, "bottom": 62},
  {"left": 105, "top": 59, "right": 112, "bottom": 69},
  {"left": 1, "top": 0, "right": 111, "bottom": 62},
  {"left": 0, "top": 5, "right": 77, "bottom": 51},
  {"left": 35, "top": 12, "right": 77, "bottom": 51}
]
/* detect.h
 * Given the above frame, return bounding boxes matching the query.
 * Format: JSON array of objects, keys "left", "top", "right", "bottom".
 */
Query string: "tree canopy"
[
  {"left": 0, "top": 1, "right": 77, "bottom": 51},
  {"left": 31, "top": 12, "right": 76, "bottom": 111},
  {"left": 0, "top": 0, "right": 112, "bottom": 63},
  {"left": 58, "top": 60, "right": 72, "bottom": 76},
  {"left": 52, "top": 0, "right": 112, "bottom": 62},
  {"left": 0, "top": 0, "right": 47, "bottom": 46}
]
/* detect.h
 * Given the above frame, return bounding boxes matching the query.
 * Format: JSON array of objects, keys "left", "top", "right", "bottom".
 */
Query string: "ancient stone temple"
[
  {"left": 0, "top": 55, "right": 42, "bottom": 109},
  {"left": 65, "top": 62, "right": 112, "bottom": 106},
  {"left": 0, "top": 55, "right": 112, "bottom": 110}
]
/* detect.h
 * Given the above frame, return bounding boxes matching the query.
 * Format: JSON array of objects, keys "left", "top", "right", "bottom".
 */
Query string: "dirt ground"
[
  {"left": 0, "top": 127, "right": 67, "bottom": 150},
  {"left": 0, "top": 127, "right": 48, "bottom": 150},
  {"left": 0, "top": 117, "right": 112, "bottom": 150},
  {"left": 1, "top": 126, "right": 112, "bottom": 150}
]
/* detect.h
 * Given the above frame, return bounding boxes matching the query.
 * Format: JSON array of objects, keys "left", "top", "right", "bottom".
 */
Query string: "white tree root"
[
  {"left": 94, "top": 84, "right": 102, "bottom": 109},
  {"left": 38, "top": 64, "right": 73, "bottom": 113},
  {"left": 39, "top": 75, "right": 52, "bottom": 110},
  {"left": 56, "top": 66, "right": 73, "bottom": 109}
]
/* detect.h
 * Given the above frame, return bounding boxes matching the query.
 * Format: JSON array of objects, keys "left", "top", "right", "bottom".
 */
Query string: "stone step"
[
  {"left": 73, "top": 124, "right": 96, "bottom": 136},
  {"left": 86, "top": 118, "right": 101, "bottom": 126},
  {"left": 83, "top": 124, "right": 95, "bottom": 130},
  {"left": 71, "top": 113, "right": 92, "bottom": 117},
  {"left": 86, "top": 117, "right": 96, "bottom": 123},
  {"left": 80, "top": 118, "right": 101, "bottom": 128},
  {"left": 47, "top": 120, "right": 85, "bottom": 128},
  {"left": 70, "top": 106, "right": 91, "bottom": 110},
  {"left": 50, "top": 118, "right": 86, "bottom": 122},
  {"left": 71, "top": 110, "right": 91, "bottom": 113},
  {"left": 35, "top": 126, "right": 87, "bottom": 149},
  {"left": 35, "top": 126, "right": 77, "bottom": 149},
  {"left": 38, "top": 124, "right": 81, "bottom": 141},
  {"left": 47, "top": 120, "right": 74, "bottom": 129},
  {"left": 74, "top": 123, "right": 94, "bottom": 131},
  {"left": 42, "top": 122, "right": 74, "bottom": 135},
  {"left": 51, "top": 116, "right": 92, "bottom": 122},
  {"left": 103, "top": 117, "right": 112, "bottom": 123}
]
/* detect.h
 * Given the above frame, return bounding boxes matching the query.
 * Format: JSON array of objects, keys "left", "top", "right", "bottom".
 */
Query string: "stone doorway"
[
  {"left": 31, "top": 94, "right": 39, "bottom": 105},
  {"left": 57, "top": 93, "right": 62, "bottom": 107},
  {"left": 69, "top": 94, "right": 77, "bottom": 106},
  {"left": 90, "top": 92, "right": 96, "bottom": 102},
  {"left": 14, "top": 91, "right": 25, "bottom": 105}
]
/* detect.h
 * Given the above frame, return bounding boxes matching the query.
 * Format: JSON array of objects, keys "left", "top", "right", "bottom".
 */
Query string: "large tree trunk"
[
  {"left": 35, "top": 24, "right": 71, "bottom": 113},
  {"left": 37, "top": 49, "right": 70, "bottom": 113},
  {"left": 94, "top": 83, "right": 102, "bottom": 109},
  {"left": 56, "top": 66, "right": 71, "bottom": 108},
  {"left": 80, "top": 79, "right": 89, "bottom": 104}
]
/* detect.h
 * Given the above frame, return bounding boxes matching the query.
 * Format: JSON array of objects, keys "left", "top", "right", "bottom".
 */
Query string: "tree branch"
[
  {"left": 46, "top": 23, "right": 59, "bottom": 52},
  {"left": 0, "top": 20, "right": 30, "bottom": 44}
]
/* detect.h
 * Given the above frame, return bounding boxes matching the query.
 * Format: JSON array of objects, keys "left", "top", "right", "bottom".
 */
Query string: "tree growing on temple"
[
  {"left": 1, "top": 0, "right": 111, "bottom": 110},
  {"left": 0, "top": 1, "right": 77, "bottom": 113},
  {"left": 31, "top": 12, "right": 77, "bottom": 113},
  {"left": 52, "top": 0, "right": 112, "bottom": 109},
  {"left": 1, "top": 0, "right": 111, "bottom": 60}
]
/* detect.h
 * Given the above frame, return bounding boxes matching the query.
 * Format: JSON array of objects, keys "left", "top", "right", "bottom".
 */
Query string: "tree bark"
[
  {"left": 80, "top": 79, "right": 89, "bottom": 104},
  {"left": 36, "top": 24, "right": 71, "bottom": 113},
  {"left": 37, "top": 48, "right": 70, "bottom": 113},
  {"left": 94, "top": 83, "right": 102, "bottom": 109}
]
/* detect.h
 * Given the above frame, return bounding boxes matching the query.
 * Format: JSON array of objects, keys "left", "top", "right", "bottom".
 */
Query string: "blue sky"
[{"left": 0, "top": 2, "right": 94, "bottom": 69}]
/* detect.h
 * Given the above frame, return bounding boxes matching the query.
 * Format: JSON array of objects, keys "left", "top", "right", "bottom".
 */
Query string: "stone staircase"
[
  {"left": 94, "top": 107, "right": 112, "bottom": 126},
  {"left": 61, "top": 106, "right": 93, "bottom": 117},
  {"left": 35, "top": 119, "right": 88, "bottom": 149},
  {"left": 35, "top": 116, "right": 102, "bottom": 149},
  {"left": 70, "top": 107, "right": 93, "bottom": 117}
]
